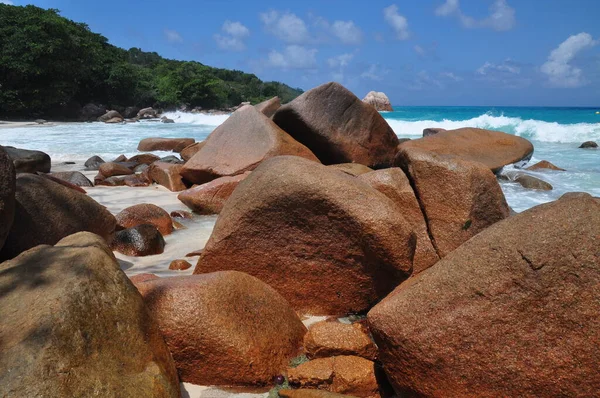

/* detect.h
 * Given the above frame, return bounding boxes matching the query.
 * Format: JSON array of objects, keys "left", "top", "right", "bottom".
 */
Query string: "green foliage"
[
  {"left": 0, "top": 4, "right": 303, "bottom": 118},
  {"left": 267, "top": 377, "right": 290, "bottom": 398}
]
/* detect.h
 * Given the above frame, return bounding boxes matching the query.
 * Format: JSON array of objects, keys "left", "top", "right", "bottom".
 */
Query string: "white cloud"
[
  {"left": 0, "top": 1, "right": 14, "bottom": 4},
  {"left": 384, "top": 4, "right": 410, "bottom": 40},
  {"left": 331, "top": 20, "right": 363, "bottom": 45},
  {"left": 361, "top": 64, "right": 389, "bottom": 81},
  {"left": 414, "top": 45, "right": 426, "bottom": 56},
  {"left": 541, "top": 32, "right": 597, "bottom": 88},
  {"left": 266, "top": 45, "right": 317, "bottom": 69},
  {"left": 435, "top": 0, "right": 515, "bottom": 31},
  {"left": 441, "top": 71, "right": 463, "bottom": 81},
  {"left": 164, "top": 29, "right": 183, "bottom": 43},
  {"left": 410, "top": 70, "right": 444, "bottom": 90},
  {"left": 477, "top": 59, "right": 520, "bottom": 75},
  {"left": 214, "top": 20, "right": 250, "bottom": 51},
  {"left": 260, "top": 10, "right": 310, "bottom": 43},
  {"left": 327, "top": 53, "right": 355, "bottom": 68}
]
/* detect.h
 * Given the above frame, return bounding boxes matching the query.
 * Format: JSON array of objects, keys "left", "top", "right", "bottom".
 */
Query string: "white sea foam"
[
  {"left": 161, "top": 111, "right": 230, "bottom": 126},
  {"left": 386, "top": 114, "right": 600, "bottom": 143}
]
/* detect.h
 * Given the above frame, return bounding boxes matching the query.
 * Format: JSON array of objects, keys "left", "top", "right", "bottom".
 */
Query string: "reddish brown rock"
[
  {"left": 105, "top": 117, "right": 123, "bottom": 124},
  {"left": 180, "top": 105, "right": 319, "bottom": 184},
  {"left": 288, "top": 356, "right": 379, "bottom": 398},
  {"left": 368, "top": 193, "right": 600, "bottom": 398},
  {"left": 130, "top": 273, "right": 160, "bottom": 287},
  {"left": 396, "top": 148, "right": 509, "bottom": 258},
  {"left": 112, "top": 224, "right": 165, "bottom": 257},
  {"left": 115, "top": 203, "right": 173, "bottom": 236},
  {"left": 170, "top": 210, "right": 193, "bottom": 219},
  {"left": 185, "top": 249, "right": 203, "bottom": 257},
  {"left": 113, "top": 154, "right": 128, "bottom": 162},
  {"left": 0, "top": 233, "right": 179, "bottom": 397},
  {"left": 399, "top": 127, "right": 534, "bottom": 173},
  {"left": 180, "top": 141, "right": 205, "bottom": 162},
  {"left": 194, "top": 156, "right": 416, "bottom": 315},
  {"left": 422, "top": 127, "right": 446, "bottom": 137},
  {"left": 279, "top": 390, "right": 354, "bottom": 398},
  {"left": 273, "top": 82, "right": 399, "bottom": 168},
  {"left": 503, "top": 171, "right": 553, "bottom": 191},
  {"left": 177, "top": 172, "right": 250, "bottom": 214},
  {"left": 99, "top": 162, "right": 134, "bottom": 177},
  {"left": 128, "top": 153, "right": 161, "bottom": 166},
  {"left": 123, "top": 174, "right": 151, "bottom": 187},
  {"left": 304, "top": 321, "right": 377, "bottom": 360},
  {"left": 95, "top": 175, "right": 126, "bottom": 186},
  {"left": 526, "top": 160, "right": 565, "bottom": 171},
  {"left": 138, "top": 137, "right": 195, "bottom": 153},
  {"left": 169, "top": 259, "right": 192, "bottom": 271},
  {"left": 255, "top": 96, "right": 281, "bottom": 117},
  {"left": 0, "top": 174, "right": 116, "bottom": 260},
  {"left": 328, "top": 163, "right": 374, "bottom": 176},
  {"left": 362, "top": 91, "right": 393, "bottom": 112},
  {"left": 136, "top": 271, "right": 307, "bottom": 386},
  {"left": 0, "top": 147, "right": 15, "bottom": 251},
  {"left": 359, "top": 168, "right": 439, "bottom": 273},
  {"left": 147, "top": 162, "right": 186, "bottom": 192}
]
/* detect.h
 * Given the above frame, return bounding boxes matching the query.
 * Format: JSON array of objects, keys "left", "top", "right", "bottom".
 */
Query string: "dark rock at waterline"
[
  {"left": 113, "top": 154, "right": 128, "bottom": 162},
  {"left": 112, "top": 224, "right": 166, "bottom": 257},
  {"left": 138, "top": 137, "right": 195, "bottom": 153},
  {"left": 97, "top": 110, "right": 123, "bottom": 122},
  {"left": 123, "top": 106, "right": 140, "bottom": 119},
  {"left": 2, "top": 146, "right": 51, "bottom": 173},
  {"left": 159, "top": 155, "right": 183, "bottom": 164},
  {"left": 79, "top": 103, "right": 106, "bottom": 121},
  {"left": 526, "top": 160, "right": 565, "bottom": 171},
  {"left": 368, "top": 193, "right": 600, "bottom": 398},
  {"left": 84, "top": 155, "right": 105, "bottom": 170},
  {"left": 398, "top": 127, "right": 534, "bottom": 173},
  {"left": 162, "top": 118, "right": 175, "bottom": 124},
  {"left": 194, "top": 156, "right": 416, "bottom": 316},
  {"left": 128, "top": 153, "right": 160, "bottom": 166},
  {"left": 0, "top": 232, "right": 180, "bottom": 397},
  {"left": 0, "top": 147, "right": 16, "bottom": 251},
  {"left": 272, "top": 82, "right": 399, "bottom": 168},
  {"left": 423, "top": 127, "right": 446, "bottom": 137},
  {"left": 137, "top": 107, "right": 158, "bottom": 119},
  {"left": 47, "top": 171, "right": 93, "bottom": 187},
  {"left": 0, "top": 174, "right": 116, "bottom": 260},
  {"left": 579, "top": 141, "right": 598, "bottom": 149},
  {"left": 501, "top": 171, "right": 553, "bottom": 191}
]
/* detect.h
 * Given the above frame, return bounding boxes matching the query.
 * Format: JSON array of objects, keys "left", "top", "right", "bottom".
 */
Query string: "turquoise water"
[{"left": 0, "top": 107, "right": 598, "bottom": 211}]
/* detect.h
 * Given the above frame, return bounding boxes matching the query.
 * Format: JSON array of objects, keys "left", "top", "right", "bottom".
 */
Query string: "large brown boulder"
[
  {"left": 99, "top": 162, "right": 134, "bottom": 177},
  {"left": 304, "top": 321, "right": 377, "bottom": 360},
  {"left": 0, "top": 232, "right": 179, "bottom": 397},
  {"left": 180, "top": 105, "right": 319, "bottom": 184},
  {"left": 180, "top": 141, "right": 205, "bottom": 161},
  {"left": 255, "top": 96, "right": 281, "bottom": 117},
  {"left": 2, "top": 146, "right": 51, "bottom": 173},
  {"left": 368, "top": 193, "right": 600, "bottom": 398},
  {"left": 362, "top": 91, "right": 393, "bottom": 112},
  {"left": 115, "top": 203, "right": 173, "bottom": 236},
  {"left": 273, "top": 82, "right": 399, "bottom": 168},
  {"left": 288, "top": 356, "right": 380, "bottom": 398},
  {"left": 177, "top": 172, "right": 250, "bottom": 214},
  {"left": 146, "top": 161, "right": 187, "bottom": 191},
  {"left": 0, "top": 148, "right": 15, "bottom": 251},
  {"left": 359, "top": 168, "right": 439, "bottom": 273},
  {"left": 138, "top": 137, "right": 195, "bottom": 152},
  {"left": 136, "top": 271, "right": 307, "bottom": 386},
  {"left": 328, "top": 163, "right": 374, "bottom": 176},
  {"left": 398, "top": 127, "right": 534, "bottom": 173},
  {"left": 396, "top": 148, "right": 509, "bottom": 258},
  {"left": 194, "top": 156, "right": 416, "bottom": 315},
  {"left": 0, "top": 174, "right": 116, "bottom": 260}
]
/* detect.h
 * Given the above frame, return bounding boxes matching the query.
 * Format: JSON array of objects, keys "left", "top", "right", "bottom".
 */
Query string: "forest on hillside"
[{"left": 0, "top": 4, "right": 303, "bottom": 119}]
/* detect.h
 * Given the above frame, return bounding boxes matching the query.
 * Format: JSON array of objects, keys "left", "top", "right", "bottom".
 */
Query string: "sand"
[{"left": 0, "top": 120, "right": 64, "bottom": 129}]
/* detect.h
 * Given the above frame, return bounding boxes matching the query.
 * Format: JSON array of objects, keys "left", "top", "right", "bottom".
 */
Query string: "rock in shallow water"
[
  {"left": 194, "top": 155, "right": 416, "bottom": 315},
  {"left": 367, "top": 193, "right": 600, "bottom": 398},
  {"left": 115, "top": 203, "right": 173, "bottom": 236},
  {"left": 579, "top": 140, "right": 598, "bottom": 148},
  {"left": 112, "top": 224, "right": 166, "bottom": 257},
  {"left": 0, "top": 232, "right": 180, "bottom": 397},
  {"left": 526, "top": 160, "right": 565, "bottom": 171},
  {"left": 135, "top": 271, "right": 307, "bottom": 386}
]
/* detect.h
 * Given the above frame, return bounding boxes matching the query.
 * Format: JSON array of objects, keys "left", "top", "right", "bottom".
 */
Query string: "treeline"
[{"left": 0, "top": 5, "right": 303, "bottom": 119}]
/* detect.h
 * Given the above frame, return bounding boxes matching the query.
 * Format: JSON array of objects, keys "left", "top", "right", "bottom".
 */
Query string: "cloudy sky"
[{"left": 8, "top": 0, "right": 600, "bottom": 106}]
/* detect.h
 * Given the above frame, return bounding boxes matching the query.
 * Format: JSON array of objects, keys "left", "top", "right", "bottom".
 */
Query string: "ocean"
[{"left": 1, "top": 106, "right": 598, "bottom": 212}]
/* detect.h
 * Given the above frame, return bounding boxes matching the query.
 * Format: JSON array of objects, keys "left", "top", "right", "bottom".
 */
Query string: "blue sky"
[{"left": 4, "top": 0, "right": 600, "bottom": 106}]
